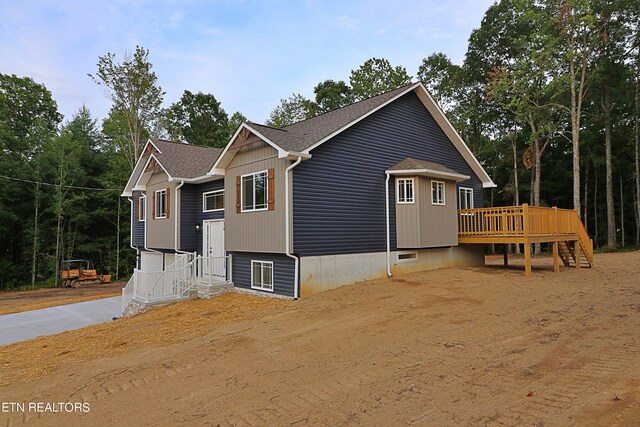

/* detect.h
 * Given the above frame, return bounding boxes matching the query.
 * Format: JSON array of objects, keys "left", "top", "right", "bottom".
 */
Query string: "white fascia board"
[
  {"left": 385, "top": 168, "right": 470, "bottom": 182},
  {"left": 413, "top": 82, "right": 495, "bottom": 188},
  {"left": 301, "top": 83, "right": 421, "bottom": 155},
  {"left": 122, "top": 139, "right": 156, "bottom": 197},
  {"left": 209, "top": 123, "right": 246, "bottom": 173},
  {"left": 147, "top": 139, "right": 162, "bottom": 154},
  {"left": 209, "top": 122, "right": 288, "bottom": 174},
  {"left": 132, "top": 154, "right": 173, "bottom": 189}
]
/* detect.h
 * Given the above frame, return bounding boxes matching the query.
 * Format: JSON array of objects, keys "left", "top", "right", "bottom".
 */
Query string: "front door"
[{"left": 202, "top": 220, "right": 225, "bottom": 279}]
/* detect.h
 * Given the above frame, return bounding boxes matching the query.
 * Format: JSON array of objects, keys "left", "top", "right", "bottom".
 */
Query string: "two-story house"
[{"left": 121, "top": 82, "right": 495, "bottom": 306}]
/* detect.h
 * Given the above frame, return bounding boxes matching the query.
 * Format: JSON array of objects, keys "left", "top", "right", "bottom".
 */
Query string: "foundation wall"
[{"left": 299, "top": 245, "right": 484, "bottom": 297}]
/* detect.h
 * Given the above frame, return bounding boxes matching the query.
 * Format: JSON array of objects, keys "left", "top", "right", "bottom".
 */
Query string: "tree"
[
  {"left": 42, "top": 128, "right": 84, "bottom": 286},
  {"left": 0, "top": 74, "right": 61, "bottom": 288},
  {"left": 89, "top": 46, "right": 164, "bottom": 170},
  {"left": 554, "top": 0, "right": 598, "bottom": 215},
  {"left": 228, "top": 111, "right": 247, "bottom": 136},
  {"left": 349, "top": 58, "right": 412, "bottom": 100},
  {"left": 266, "top": 93, "right": 315, "bottom": 128},
  {"left": 313, "top": 79, "right": 353, "bottom": 113},
  {"left": 164, "top": 90, "right": 230, "bottom": 147},
  {"left": 416, "top": 53, "right": 463, "bottom": 111},
  {"left": 485, "top": 0, "right": 564, "bottom": 212}
]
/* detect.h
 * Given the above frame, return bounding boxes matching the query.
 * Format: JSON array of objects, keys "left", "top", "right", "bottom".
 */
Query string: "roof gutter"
[
  {"left": 385, "top": 172, "right": 392, "bottom": 277},
  {"left": 285, "top": 156, "right": 303, "bottom": 299}
]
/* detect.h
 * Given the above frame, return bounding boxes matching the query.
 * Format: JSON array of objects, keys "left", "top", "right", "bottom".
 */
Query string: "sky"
[{"left": 0, "top": 0, "right": 495, "bottom": 125}]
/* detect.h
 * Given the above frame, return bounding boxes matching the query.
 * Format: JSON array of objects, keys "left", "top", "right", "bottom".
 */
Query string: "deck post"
[
  {"left": 575, "top": 240, "right": 581, "bottom": 270},
  {"left": 524, "top": 242, "right": 532, "bottom": 276},
  {"left": 522, "top": 204, "right": 532, "bottom": 276},
  {"left": 503, "top": 245, "right": 509, "bottom": 266},
  {"left": 552, "top": 241, "right": 560, "bottom": 273}
]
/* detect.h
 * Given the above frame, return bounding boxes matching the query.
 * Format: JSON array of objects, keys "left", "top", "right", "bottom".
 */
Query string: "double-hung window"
[
  {"left": 242, "top": 171, "right": 268, "bottom": 212},
  {"left": 431, "top": 180, "right": 445, "bottom": 205},
  {"left": 397, "top": 178, "right": 414, "bottom": 204},
  {"left": 155, "top": 189, "right": 167, "bottom": 218},
  {"left": 139, "top": 196, "right": 146, "bottom": 221},
  {"left": 459, "top": 187, "right": 474, "bottom": 210},
  {"left": 203, "top": 190, "right": 224, "bottom": 212},
  {"left": 251, "top": 260, "right": 273, "bottom": 291}
]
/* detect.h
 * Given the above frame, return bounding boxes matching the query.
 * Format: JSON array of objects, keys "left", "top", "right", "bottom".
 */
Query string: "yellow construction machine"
[{"left": 61, "top": 259, "right": 111, "bottom": 287}]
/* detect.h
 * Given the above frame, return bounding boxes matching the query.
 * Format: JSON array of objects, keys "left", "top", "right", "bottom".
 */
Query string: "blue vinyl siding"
[
  {"left": 293, "top": 91, "right": 484, "bottom": 257},
  {"left": 181, "top": 180, "right": 225, "bottom": 253},
  {"left": 132, "top": 190, "right": 145, "bottom": 248},
  {"left": 230, "top": 252, "right": 295, "bottom": 297}
]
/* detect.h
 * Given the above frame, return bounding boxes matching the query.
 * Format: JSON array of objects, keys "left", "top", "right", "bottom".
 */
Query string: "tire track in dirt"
[{"left": 493, "top": 341, "right": 640, "bottom": 425}]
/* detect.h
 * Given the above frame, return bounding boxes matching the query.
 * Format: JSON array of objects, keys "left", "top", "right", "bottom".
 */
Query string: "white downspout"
[
  {"left": 385, "top": 172, "right": 392, "bottom": 277},
  {"left": 285, "top": 156, "right": 303, "bottom": 299}
]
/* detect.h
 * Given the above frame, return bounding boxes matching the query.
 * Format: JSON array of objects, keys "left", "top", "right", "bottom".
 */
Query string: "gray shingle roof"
[
  {"left": 248, "top": 84, "right": 415, "bottom": 153},
  {"left": 387, "top": 157, "right": 462, "bottom": 176},
  {"left": 151, "top": 139, "right": 222, "bottom": 179}
]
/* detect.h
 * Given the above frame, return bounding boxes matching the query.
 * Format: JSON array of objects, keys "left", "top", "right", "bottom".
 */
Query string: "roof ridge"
[{"left": 280, "top": 82, "right": 416, "bottom": 130}]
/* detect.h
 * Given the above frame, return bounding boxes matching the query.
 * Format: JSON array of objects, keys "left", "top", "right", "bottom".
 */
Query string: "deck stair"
[{"left": 458, "top": 204, "right": 593, "bottom": 275}]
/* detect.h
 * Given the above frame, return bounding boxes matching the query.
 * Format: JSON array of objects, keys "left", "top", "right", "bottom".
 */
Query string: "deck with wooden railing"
[{"left": 457, "top": 204, "right": 593, "bottom": 276}]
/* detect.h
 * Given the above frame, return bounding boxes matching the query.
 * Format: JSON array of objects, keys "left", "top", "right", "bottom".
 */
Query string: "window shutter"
[
  {"left": 267, "top": 168, "right": 275, "bottom": 211},
  {"left": 152, "top": 192, "right": 156, "bottom": 218},
  {"left": 236, "top": 175, "right": 241, "bottom": 213},
  {"left": 166, "top": 188, "right": 171, "bottom": 219}
]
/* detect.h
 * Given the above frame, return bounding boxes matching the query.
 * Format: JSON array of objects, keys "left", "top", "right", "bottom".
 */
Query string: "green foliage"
[
  {"left": 349, "top": 58, "right": 412, "bottom": 100},
  {"left": 89, "top": 46, "right": 164, "bottom": 170},
  {"left": 416, "top": 53, "right": 462, "bottom": 111},
  {"left": 163, "top": 90, "right": 230, "bottom": 148},
  {"left": 313, "top": 80, "right": 354, "bottom": 113},
  {"left": 228, "top": 111, "right": 247, "bottom": 136},
  {"left": 266, "top": 93, "right": 315, "bottom": 128}
]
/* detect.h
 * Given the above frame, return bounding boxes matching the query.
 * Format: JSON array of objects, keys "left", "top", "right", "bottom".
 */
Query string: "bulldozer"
[{"left": 61, "top": 259, "right": 111, "bottom": 288}]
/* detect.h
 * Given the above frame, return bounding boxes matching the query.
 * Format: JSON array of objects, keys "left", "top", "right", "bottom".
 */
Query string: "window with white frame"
[
  {"left": 242, "top": 171, "right": 268, "bottom": 212},
  {"left": 138, "top": 196, "right": 146, "bottom": 221},
  {"left": 251, "top": 260, "right": 273, "bottom": 291},
  {"left": 459, "top": 187, "right": 474, "bottom": 209},
  {"left": 397, "top": 178, "right": 415, "bottom": 204},
  {"left": 431, "top": 180, "right": 445, "bottom": 205},
  {"left": 203, "top": 190, "right": 224, "bottom": 212},
  {"left": 155, "top": 189, "right": 167, "bottom": 219}
]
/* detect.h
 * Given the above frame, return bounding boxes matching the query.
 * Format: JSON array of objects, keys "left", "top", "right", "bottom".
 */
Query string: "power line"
[{"left": 0, "top": 174, "right": 122, "bottom": 192}]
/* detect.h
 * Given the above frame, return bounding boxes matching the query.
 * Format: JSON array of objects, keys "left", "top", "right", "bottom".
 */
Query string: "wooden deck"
[{"left": 458, "top": 204, "right": 594, "bottom": 276}]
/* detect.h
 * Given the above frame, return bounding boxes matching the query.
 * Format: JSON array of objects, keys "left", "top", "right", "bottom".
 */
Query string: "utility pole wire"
[{"left": 0, "top": 174, "right": 122, "bottom": 192}]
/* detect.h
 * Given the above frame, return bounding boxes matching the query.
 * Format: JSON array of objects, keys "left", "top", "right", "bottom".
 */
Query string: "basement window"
[
  {"left": 397, "top": 252, "right": 418, "bottom": 263},
  {"left": 251, "top": 260, "right": 274, "bottom": 292}
]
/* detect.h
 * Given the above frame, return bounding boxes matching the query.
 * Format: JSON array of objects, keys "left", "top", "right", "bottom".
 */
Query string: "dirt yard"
[
  {"left": 1, "top": 251, "right": 639, "bottom": 426},
  {"left": 0, "top": 281, "right": 125, "bottom": 315}
]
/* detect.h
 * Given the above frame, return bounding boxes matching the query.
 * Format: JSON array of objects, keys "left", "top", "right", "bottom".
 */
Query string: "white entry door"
[{"left": 202, "top": 220, "right": 225, "bottom": 279}]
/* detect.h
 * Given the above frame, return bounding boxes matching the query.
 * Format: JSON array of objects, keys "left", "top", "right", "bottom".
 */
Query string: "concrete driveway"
[{"left": 0, "top": 296, "right": 121, "bottom": 346}]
